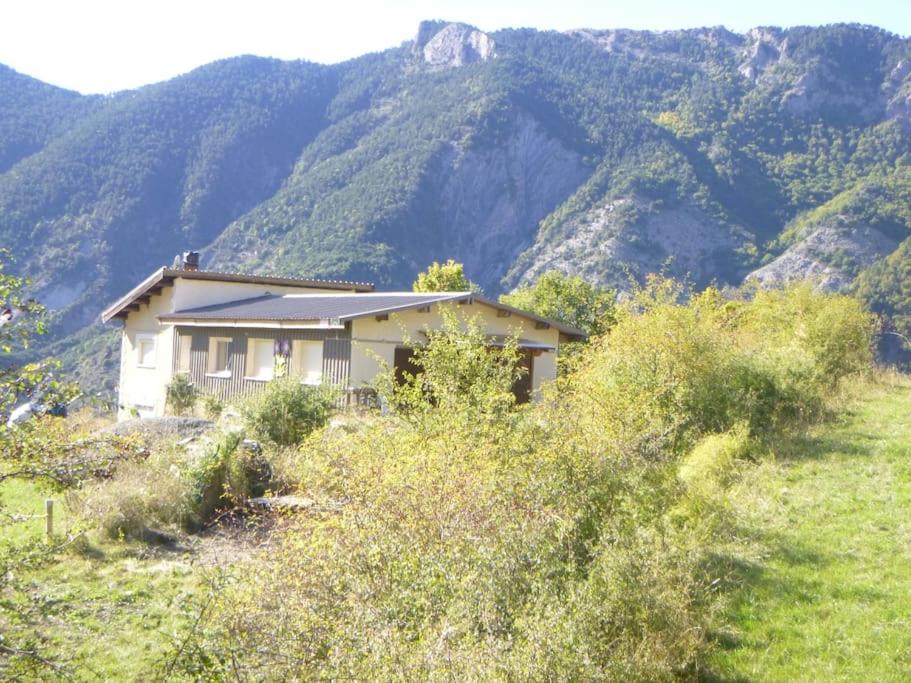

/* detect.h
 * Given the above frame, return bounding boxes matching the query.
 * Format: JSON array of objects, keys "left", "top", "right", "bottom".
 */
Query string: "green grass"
[
  {"left": 1, "top": 479, "right": 201, "bottom": 680},
  {"left": 0, "top": 478, "right": 73, "bottom": 544},
  {"left": 705, "top": 375, "right": 911, "bottom": 681}
]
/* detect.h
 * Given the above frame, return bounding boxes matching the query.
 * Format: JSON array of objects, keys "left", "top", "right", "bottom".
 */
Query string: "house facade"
[{"left": 102, "top": 257, "right": 585, "bottom": 420}]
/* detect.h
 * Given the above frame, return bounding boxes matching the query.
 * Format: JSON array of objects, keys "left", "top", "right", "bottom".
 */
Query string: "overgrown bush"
[
  {"left": 200, "top": 393, "right": 224, "bottom": 421},
  {"left": 240, "top": 378, "right": 334, "bottom": 447},
  {"left": 171, "top": 280, "right": 874, "bottom": 680},
  {"left": 76, "top": 446, "right": 194, "bottom": 538},
  {"left": 374, "top": 309, "right": 525, "bottom": 419},
  {"left": 186, "top": 431, "right": 271, "bottom": 524},
  {"left": 165, "top": 373, "right": 197, "bottom": 416},
  {"left": 78, "top": 431, "right": 271, "bottom": 536}
]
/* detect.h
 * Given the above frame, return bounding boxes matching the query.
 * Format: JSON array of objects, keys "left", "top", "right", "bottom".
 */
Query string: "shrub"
[
  {"left": 185, "top": 431, "right": 270, "bottom": 524},
  {"left": 166, "top": 373, "right": 197, "bottom": 416},
  {"left": 374, "top": 309, "right": 524, "bottom": 421},
  {"left": 170, "top": 279, "right": 875, "bottom": 680},
  {"left": 76, "top": 445, "right": 194, "bottom": 538},
  {"left": 678, "top": 423, "right": 752, "bottom": 501},
  {"left": 201, "top": 393, "right": 224, "bottom": 421},
  {"left": 78, "top": 431, "right": 274, "bottom": 536},
  {"left": 241, "top": 378, "right": 334, "bottom": 447}
]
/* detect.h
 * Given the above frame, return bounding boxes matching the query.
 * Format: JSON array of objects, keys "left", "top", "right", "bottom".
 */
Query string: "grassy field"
[
  {"left": 705, "top": 374, "right": 911, "bottom": 681},
  {"left": 0, "top": 479, "right": 202, "bottom": 680}
]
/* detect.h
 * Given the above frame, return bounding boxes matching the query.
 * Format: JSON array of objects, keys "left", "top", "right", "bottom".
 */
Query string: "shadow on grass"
[{"left": 695, "top": 538, "right": 827, "bottom": 682}]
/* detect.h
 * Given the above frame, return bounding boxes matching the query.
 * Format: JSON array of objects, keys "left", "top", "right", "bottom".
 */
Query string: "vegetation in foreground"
[
  {"left": 4, "top": 266, "right": 905, "bottom": 679},
  {"left": 165, "top": 280, "right": 875, "bottom": 680}
]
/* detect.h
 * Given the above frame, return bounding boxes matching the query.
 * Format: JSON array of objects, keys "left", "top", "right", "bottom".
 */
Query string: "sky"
[{"left": 1, "top": 0, "right": 909, "bottom": 94}]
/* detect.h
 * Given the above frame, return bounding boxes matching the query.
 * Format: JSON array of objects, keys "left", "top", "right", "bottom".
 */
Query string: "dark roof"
[
  {"left": 101, "top": 267, "right": 374, "bottom": 322},
  {"left": 159, "top": 292, "right": 468, "bottom": 322},
  {"left": 158, "top": 291, "right": 587, "bottom": 339}
]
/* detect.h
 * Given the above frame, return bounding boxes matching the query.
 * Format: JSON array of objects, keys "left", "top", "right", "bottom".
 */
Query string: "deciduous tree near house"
[{"left": 412, "top": 259, "right": 479, "bottom": 293}]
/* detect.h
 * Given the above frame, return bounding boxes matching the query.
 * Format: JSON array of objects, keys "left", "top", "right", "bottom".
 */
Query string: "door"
[
  {"left": 512, "top": 349, "right": 534, "bottom": 404},
  {"left": 394, "top": 347, "right": 421, "bottom": 386}
]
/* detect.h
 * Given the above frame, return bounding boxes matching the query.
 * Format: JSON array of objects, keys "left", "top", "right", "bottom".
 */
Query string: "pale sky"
[{"left": 1, "top": 0, "right": 909, "bottom": 94}]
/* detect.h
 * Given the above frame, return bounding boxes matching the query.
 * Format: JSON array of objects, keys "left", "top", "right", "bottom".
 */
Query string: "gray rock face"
[
  {"left": 432, "top": 111, "right": 589, "bottom": 291},
  {"left": 747, "top": 219, "right": 899, "bottom": 292},
  {"left": 738, "top": 28, "right": 785, "bottom": 80},
  {"left": 415, "top": 22, "right": 496, "bottom": 68},
  {"left": 885, "top": 59, "right": 911, "bottom": 121},
  {"left": 513, "top": 199, "right": 753, "bottom": 291}
]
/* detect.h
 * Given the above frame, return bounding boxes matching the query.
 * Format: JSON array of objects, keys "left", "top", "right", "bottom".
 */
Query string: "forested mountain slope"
[{"left": 2, "top": 21, "right": 910, "bottom": 385}]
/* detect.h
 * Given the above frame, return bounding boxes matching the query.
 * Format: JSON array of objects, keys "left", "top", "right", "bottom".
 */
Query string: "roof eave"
[
  {"left": 472, "top": 295, "right": 588, "bottom": 340},
  {"left": 100, "top": 267, "right": 170, "bottom": 323},
  {"left": 337, "top": 293, "right": 470, "bottom": 321}
]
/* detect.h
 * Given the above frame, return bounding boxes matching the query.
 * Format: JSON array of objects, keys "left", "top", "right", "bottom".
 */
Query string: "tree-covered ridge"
[{"left": 0, "top": 21, "right": 909, "bottom": 384}]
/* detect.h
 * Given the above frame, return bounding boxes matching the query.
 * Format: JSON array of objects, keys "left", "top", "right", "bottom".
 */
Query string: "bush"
[
  {"left": 170, "top": 279, "right": 875, "bottom": 680},
  {"left": 166, "top": 373, "right": 197, "bottom": 416},
  {"left": 678, "top": 423, "right": 752, "bottom": 506},
  {"left": 201, "top": 393, "right": 224, "bottom": 421},
  {"left": 76, "top": 445, "right": 194, "bottom": 538},
  {"left": 78, "top": 431, "right": 274, "bottom": 536},
  {"left": 241, "top": 378, "right": 334, "bottom": 447}
]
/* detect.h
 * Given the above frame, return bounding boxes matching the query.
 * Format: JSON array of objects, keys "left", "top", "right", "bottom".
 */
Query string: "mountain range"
[{"left": 2, "top": 20, "right": 911, "bottom": 393}]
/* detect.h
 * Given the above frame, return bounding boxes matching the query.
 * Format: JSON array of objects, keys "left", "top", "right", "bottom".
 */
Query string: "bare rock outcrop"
[
  {"left": 747, "top": 219, "right": 899, "bottom": 292},
  {"left": 738, "top": 28, "right": 785, "bottom": 80},
  {"left": 513, "top": 198, "right": 753, "bottom": 291},
  {"left": 431, "top": 110, "right": 588, "bottom": 291},
  {"left": 414, "top": 21, "right": 496, "bottom": 68}
]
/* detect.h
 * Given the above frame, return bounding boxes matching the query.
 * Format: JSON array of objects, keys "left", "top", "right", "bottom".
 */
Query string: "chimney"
[{"left": 180, "top": 251, "right": 200, "bottom": 271}]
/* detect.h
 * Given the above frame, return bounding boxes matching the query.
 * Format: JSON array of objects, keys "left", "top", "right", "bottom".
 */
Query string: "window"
[
  {"left": 291, "top": 340, "right": 323, "bottom": 385},
  {"left": 176, "top": 334, "right": 191, "bottom": 373},
  {"left": 245, "top": 338, "right": 275, "bottom": 381},
  {"left": 137, "top": 334, "right": 156, "bottom": 369},
  {"left": 207, "top": 337, "right": 232, "bottom": 377}
]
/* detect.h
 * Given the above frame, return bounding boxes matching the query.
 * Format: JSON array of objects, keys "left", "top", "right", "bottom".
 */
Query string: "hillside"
[{"left": 1, "top": 21, "right": 911, "bottom": 388}]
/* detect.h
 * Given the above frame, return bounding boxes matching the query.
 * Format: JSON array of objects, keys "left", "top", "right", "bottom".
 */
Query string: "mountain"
[{"left": 2, "top": 20, "right": 911, "bottom": 391}]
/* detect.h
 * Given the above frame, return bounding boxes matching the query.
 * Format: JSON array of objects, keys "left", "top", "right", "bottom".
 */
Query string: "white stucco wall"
[
  {"left": 349, "top": 300, "right": 561, "bottom": 396},
  {"left": 118, "top": 287, "right": 176, "bottom": 419}
]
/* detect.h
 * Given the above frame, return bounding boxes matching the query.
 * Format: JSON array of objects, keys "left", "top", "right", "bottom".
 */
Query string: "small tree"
[
  {"left": 499, "top": 270, "right": 616, "bottom": 337},
  {"left": 375, "top": 309, "right": 524, "bottom": 418},
  {"left": 166, "top": 373, "right": 197, "bottom": 416},
  {"left": 241, "top": 377, "right": 334, "bottom": 447},
  {"left": 412, "top": 259, "right": 479, "bottom": 293}
]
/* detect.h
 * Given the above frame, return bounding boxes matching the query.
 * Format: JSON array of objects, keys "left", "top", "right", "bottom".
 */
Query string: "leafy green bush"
[
  {"left": 201, "top": 393, "right": 224, "bottom": 421},
  {"left": 678, "top": 423, "right": 752, "bottom": 509},
  {"left": 375, "top": 309, "right": 524, "bottom": 420},
  {"left": 241, "top": 378, "right": 334, "bottom": 447},
  {"left": 185, "top": 431, "right": 270, "bottom": 524},
  {"left": 171, "top": 279, "right": 874, "bottom": 680},
  {"left": 165, "top": 373, "right": 197, "bottom": 416}
]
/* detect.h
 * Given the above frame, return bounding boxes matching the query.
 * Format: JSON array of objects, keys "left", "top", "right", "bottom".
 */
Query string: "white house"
[{"left": 101, "top": 253, "right": 585, "bottom": 420}]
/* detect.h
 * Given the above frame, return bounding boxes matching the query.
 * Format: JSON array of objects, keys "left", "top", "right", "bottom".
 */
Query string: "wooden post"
[{"left": 45, "top": 499, "right": 54, "bottom": 538}]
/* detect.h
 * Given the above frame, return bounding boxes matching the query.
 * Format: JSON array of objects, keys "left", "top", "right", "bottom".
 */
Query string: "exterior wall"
[
  {"left": 175, "top": 325, "right": 352, "bottom": 402},
  {"left": 114, "top": 278, "right": 566, "bottom": 419},
  {"left": 116, "top": 278, "right": 357, "bottom": 420},
  {"left": 349, "top": 300, "right": 561, "bottom": 396},
  {"left": 118, "top": 287, "right": 176, "bottom": 419},
  {"left": 171, "top": 278, "right": 348, "bottom": 312}
]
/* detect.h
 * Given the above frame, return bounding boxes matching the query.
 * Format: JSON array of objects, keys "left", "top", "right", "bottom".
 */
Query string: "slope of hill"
[{"left": 1, "top": 20, "right": 910, "bottom": 389}]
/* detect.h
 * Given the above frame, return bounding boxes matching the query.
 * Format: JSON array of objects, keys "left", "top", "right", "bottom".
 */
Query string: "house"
[{"left": 101, "top": 253, "right": 586, "bottom": 420}]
